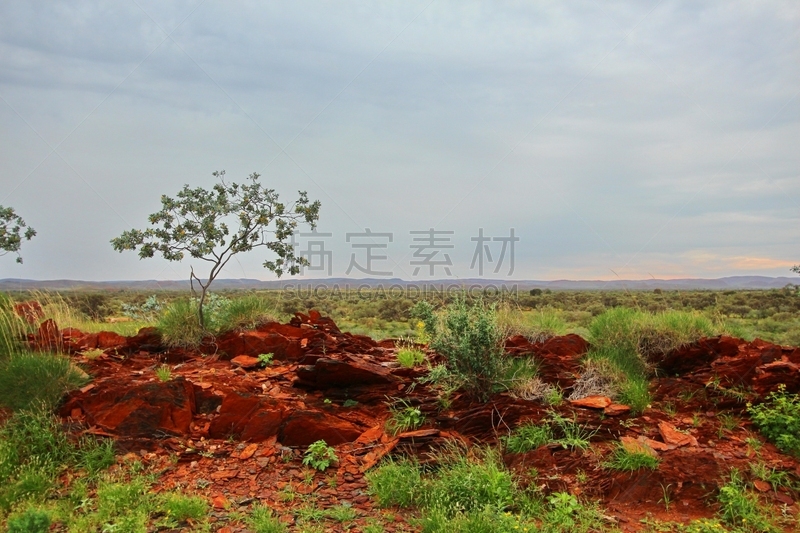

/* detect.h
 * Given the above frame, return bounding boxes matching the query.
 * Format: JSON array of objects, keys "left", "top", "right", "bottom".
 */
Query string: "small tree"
[
  {"left": 111, "top": 171, "right": 320, "bottom": 326},
  {"left": 0, "top": 205, "right": 36, "bottom": 264},
  {"left": 792, "top": 265, "right": 800, "bottom": 275}
]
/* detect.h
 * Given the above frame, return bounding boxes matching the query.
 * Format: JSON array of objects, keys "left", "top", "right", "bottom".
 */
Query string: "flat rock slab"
[
  {"left": 569, "top": 395, "right": 612, "bottom": 409},
  {"left": 658, "top": 421, "right": 699, "bottom": 447}
]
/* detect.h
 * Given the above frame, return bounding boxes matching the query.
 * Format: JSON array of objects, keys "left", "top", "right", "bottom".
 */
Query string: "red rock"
[
  {"left": 620, "top": 436, "right": 659, "bottom": 457},
  {"left": 604, "top": 404, "right": 631, "bottom": 416},
  {"left": 124, "top": 327, "right": 162, "bottom": 352},
  {"left": 33, "top": 319, "right": 61, "bottom": 351},
  {"left": 296, "top": 358, "right": 397, "bottom": 388},
  {"left": 231, "top": 355, "right": 262, "bottom": 369},
  {"left": 97, "top": 331, "right": 126, "bottom": 350},
  {"left": 14, "top": 301, "right": 44, "bottom": 323},
  {"left": 569, "top": 396, "right": 612, "bottom": 409},
  {"left": 540, "top": 334, "right": 589, "bottom": 357},
  {"left": 61, "top": 378, "right": 196, "bottom": 437},
  {"left": 279, "top": 410, "right": 363, "bottom": 446},
  {"left": 753, "top": 479, "right": 771, "bottom": 492},
  {"left": 211, "top": 494, "right": 229, "bottom": 509},
  {"left": 658, "top": 421, "right": 698, "bottom": 447},
  {"left": 208, "top": 393, "right": 285, "bottom": 441},
  {"left": 774, "top": 492, "right": 794, "bottom": 506},
  {"left": 239, "top": 443, "right": 258, "bottom": 460},
  {"left": 214, "top": 330, "right": 304, "bottom": 360},
  {"left": 396, "top": 429, "right": 440, "bottom": 440}
]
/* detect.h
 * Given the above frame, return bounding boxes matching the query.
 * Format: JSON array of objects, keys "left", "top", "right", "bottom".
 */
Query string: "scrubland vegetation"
[{"left": 0, "top": 287, "right": 798, "bottom": 532}]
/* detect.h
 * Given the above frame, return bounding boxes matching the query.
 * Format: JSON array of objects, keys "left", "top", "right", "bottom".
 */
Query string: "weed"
[
  {"left": 302, "top": 440, "right": 337, "bottom": 471},
  {"left": 342, "top": 399, "right": 358, "bottom": 408},
  {"left": 154, "top": 364, "right": 171, "bottom": 382},
  {"left": 258, "top": 352, "right": 274, "bottom": 366},
  {"left": 396, "top": 345, "right": 426, "bottom": 368},
  {"left": 6, "top": 508, "right": 51, "bottom": 533},
  {"left": 248, "top": 505, "right": 287, "bottom": 533},
  {"left": 503, "top": 421, "right": 553, "bottom": 453},
  {"left": 663, "top": 401, "right": 677, "bottom": 417},
  {"left": 214, "top": 295, "right": 276, "bottom": 333},
  {"left": 157, "top": 299, "right": 207, "bottom": 348},
  {"left": 160, "top": 492, "right": 208, "bottom": 525},
  {"left": 549, "top": 411, "right": 597, "bottom": 451},
  {"left": 717, "top": 469, "right": 778, "bottom": 532},
  {"left": 326, "top": 504, "right": 357, "bottom": 522},
  {"left": 366, "top": 458, "right": 422, "bottom": 508},
  {"left": 660, "top": 483, "right": 673, "bottom": 511},
  {"left": 747, "top": 384, "right": 800, "bottom": 457},
  {"left": 385, "top": 400, "right": 425, "bottom": 436},
  {"left": 604, "top": 444, "right": 660, "bottom": 471},
  {"left": 413, "top": 296, "right": 506, "bottom": 401},
  {"left": 0, "top": 353, "right": 88, "bottom": 411}
]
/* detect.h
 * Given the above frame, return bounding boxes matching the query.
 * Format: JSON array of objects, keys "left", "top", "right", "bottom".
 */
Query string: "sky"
[{"left": 0, "top": 1, "right": 798, "bottom": 282}]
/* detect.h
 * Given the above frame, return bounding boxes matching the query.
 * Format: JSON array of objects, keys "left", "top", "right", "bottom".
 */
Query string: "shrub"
[
  {"left": 396, "top": 347, "right": 425, "bottom": 368},
  {"left": 157, "top": 299, "right": 207, "bottom": 348},
  {"left": 6, "top": 508, "right": 50, "bottom": 533},
  {"left": 154, "top": 364, "right": 171, "bottom": 382},
  {"left": 302, "top": 440, "right": 337, "bottom": 471},
  {"left": 717, "top": 469, "right": 777, "bottom": 532},
  {"left": 747, "top": 384, "right": 800, "bottom": 457},
  {"left": 413, "top": 297, "right": 506, "bottom": 401},
  {"left": 366, "top": 458, "right": 422, "bottom": 508},
  {"left": 0, "top": 353, "right": 88, "bottom": 411},
  {"left": 214, "top": 295, "right": 277, "bottom": 333},
  {"left": 385, "top": 401, "right": 425, "bottom": 436}
]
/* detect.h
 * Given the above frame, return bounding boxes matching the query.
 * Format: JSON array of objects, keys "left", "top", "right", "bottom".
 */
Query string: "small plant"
[
  {"left": 385, "top": 400, "right": 425, "bottom": 436},
  {"left": 302, "top": 440, "right": 338, "bottom": 471},
  {"left": 325, "top": 504, "right": 357, "bottom": 523},
  {"left": 6, "top": 508, "right": 50, "bottom": 533},
  {"left": 604, "top": 444, "right": 660, "bottom": 471},
  {"left": 659, "top": 483, "right": 673, "bottom": 511},
  {"left": 549, "top": 411, "right": 597, "bottom": 451},
  {"left": 342, "top": 399, "right": 358, "bottom": 408},
  {"left": 503, "top": 421, "right": 553, "bottom": 453},
  {"left": 248, "top": 504, "right": 287, "bottom": 533},
  {"left": 396, "top": 347, "right": 425, "bottom": 368},
  {"left": 717, "top": 469, "right": 777, "bottom": 532},
  {"left": 747, "top": 384, "right": 800, "bottom": 457},
  {"left": 155, "top": 364, "right": 172, "bottom": 382},
  {"left": 161, "top": 493, "right": 208, "bottom": 525},
  {"left": 258, "top": 352, "right": 274, "bottom": 366},
  {"left": 365, "top": 458, "right": 422, "bottom": 508}
]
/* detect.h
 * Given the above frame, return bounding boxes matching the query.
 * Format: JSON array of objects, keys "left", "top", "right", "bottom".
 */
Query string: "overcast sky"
[{"left": 1, "top": 1, "right": 798, "bottom": 282}]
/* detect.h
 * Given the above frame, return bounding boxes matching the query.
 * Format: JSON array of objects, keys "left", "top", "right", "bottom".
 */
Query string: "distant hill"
[{"left": 0, "top": 276, "right": 797, "bottom": 292}]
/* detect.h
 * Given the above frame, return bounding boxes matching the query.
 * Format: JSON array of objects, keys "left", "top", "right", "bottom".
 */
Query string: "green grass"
[
  {"left": 604, "top": 444, "right": 660, "bottom": 471},
  {"left": 160, "top": 492, "right": 208, "bottom": 525},
  {"left": 213, "top": 295, "right": 277, "bottom": 333},
  {"left": 385, "top": 402, "right": 425, "bottom": 436},
  {"left": 503, "top": 421, "right": 553, "bottom": 453},
  {"left": 0, "top": 352, "right": 88, "bottom": 411},
  {"left": 249, "top": 505, "right": 287, "bottom": 533},
  {"left": 157, "top": 298, "right": 206, "bottom": 348},
  {"left": 717, "top": 469, "right": 779, "bottom": 532},
  {"left": 747, "top": 384, "right": 800, "bottom": 457},
  {"left": 396, "top": 347, "right": 426, "bottom": 368},
  {"left": 366, "top": 458, "right": 422, "bottom": 508},
  {"left": 5, "top": 507, "right": 51, "bottom": 533}
]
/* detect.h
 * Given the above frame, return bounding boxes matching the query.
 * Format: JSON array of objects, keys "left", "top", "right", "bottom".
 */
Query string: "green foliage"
[
  {"left": 248, "top": 505, "right": 287, "bottom": 533},
  {"left": 747, "top": 384, "right": 800, "bottom": 457},
  {"left": 365, "top": 458, "right": 422, "bottom": 508},
  {"left": 619, "top": 378, "right": 652, "bottom": 415},
  {"left": 385, "top": 401, "right": 425, "bottom": 436},
  {"left": 603, "top": 444, "right": 660, "bottom": 471},
  {"left": 0, "top": 352, "right": 88, "bottom": 411},
  {"left": 75, "top": 436, "right": 116, "bottom": 476},
  {"left": 302, "top": 440, "right": 337, "bottom": 471},
  {"left": 503, "top": 421, "right": 553, "bottom": 453},
  {"left": 413, "top": 296, "right": 506, "bottom": 401},
  {"left": 0, "top": 296, "right": 29, "bottom": 358},
  {"left": 160, "top": 492, "right": 208, "bottom": 525},
  {"left": 121, "top": 295, "right": 164, "bottom": 322},
  {"left": 111, "top": 170, "right": 320, "bottom": 327},
  {"left": 157, "top": 298, "right": 207, "bottom": 349},
  {"left": 214, "top": 295, "right": 277, "bottom": 333},
  {"left": 154, "top": 364, "right": 171, "bottom": 382},
  {"left": 582, "top": 346, "right": 651, "bottom": 414},
  {"left": 396, "top": 347, "right": 425, "bottom": 368},
  {"left": 0, "top": 205, "right": 36, "bottom": 264},
  {"left": 258, "top": 352, "right": 274, "bottom": 366},
  {"left": 6, "top": 508, "right": 50, "bottom": 533},
  {"left": 717, "top": 469, "right": 778, "bottom": 532},
  {"left": 548, "top": 411, "right": 597, "bottom": 451},
  {"left": 93, "top": 477, "right": 153, "bottom": 532}
]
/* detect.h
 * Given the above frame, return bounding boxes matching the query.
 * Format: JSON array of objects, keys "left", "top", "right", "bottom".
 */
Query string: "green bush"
[
  {"left": 413, "top": 297, "right": 506, "bottom": 401},
  {"left": 161, "top": 493, "right": 208, "bottom": 524},
  {"left": 157, "top": 299, "right": 207, "bottom": 348},
  {"left": 366, "top": 458, "right": 422, "bottom": 508},
  {"left": 0, "top": 353, "right": 88, "bottom": 411},
  {"left": 747, "top": 385, "right": 800, "bottom": 457},
  {"left": 6, "top": 508, "right": 51, "bottom": 533},
  {"left": 214, "top": 295, "right": 277, "bottom": 333}
]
